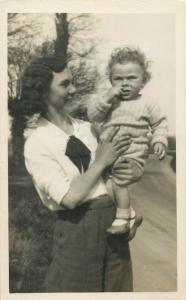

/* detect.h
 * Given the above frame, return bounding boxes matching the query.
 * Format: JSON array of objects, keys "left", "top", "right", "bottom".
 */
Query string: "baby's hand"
[
  {"left": 105, "top": 86, "right": 123, "bottom": 104},
  {"left": 153, "top": 142, "right": 166, "bottom": 160}
]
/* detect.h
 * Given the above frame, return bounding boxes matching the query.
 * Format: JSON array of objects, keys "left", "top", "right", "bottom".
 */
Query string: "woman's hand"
[
  {"left": 95, "top": 128, "right": 131, "bottom": 169},
  {"left": 111, "top": 158, "right": 144, "bottom": 186}
]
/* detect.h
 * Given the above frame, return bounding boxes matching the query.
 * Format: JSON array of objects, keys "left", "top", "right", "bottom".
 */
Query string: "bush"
[{"left": 9, "top": 178, "right": 56, "bottom": 292}]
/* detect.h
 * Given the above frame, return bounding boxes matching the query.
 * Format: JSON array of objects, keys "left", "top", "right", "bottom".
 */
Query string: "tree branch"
[
  {"left": 68, "top": 13, "right": 89, "bottom": 23},
  {"left": 8, "top": 13, "right": 18, "bottom": 20}
]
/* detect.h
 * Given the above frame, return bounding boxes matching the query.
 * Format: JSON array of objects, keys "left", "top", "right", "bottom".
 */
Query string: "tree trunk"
[
  {"left": 11, "top": 115, "right": 26, "bottom": 170},
  {"left": 9, "top": 98, "right": 27, "bottom": 175},
  {"left": 55, "top": 13, "right": 69, "bottom": 60}
]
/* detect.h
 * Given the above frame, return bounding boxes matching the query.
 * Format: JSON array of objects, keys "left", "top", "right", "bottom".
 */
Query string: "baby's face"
[{"left": 110, "top": 62, "right": 144, "bottom": 100}]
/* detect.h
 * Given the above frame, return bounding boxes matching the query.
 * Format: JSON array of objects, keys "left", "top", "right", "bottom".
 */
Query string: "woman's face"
[{"left": 47, "top": 67, "right": 76, "bottom": 111}]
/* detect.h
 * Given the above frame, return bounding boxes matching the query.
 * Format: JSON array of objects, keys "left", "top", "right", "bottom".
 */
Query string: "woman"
[{"left": 22, "top": 56, "right": 143, "bottom": 292}]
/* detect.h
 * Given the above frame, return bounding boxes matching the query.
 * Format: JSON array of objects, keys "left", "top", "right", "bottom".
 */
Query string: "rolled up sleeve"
[
  {"left": 24, "top": 138, "right": 70, "bottom": 206},
  {"left": 87, "top": 94, "right": 112, "bottom": 122},
  {"left": 147, "top": 100, "right": 168, "bottom": 148}
]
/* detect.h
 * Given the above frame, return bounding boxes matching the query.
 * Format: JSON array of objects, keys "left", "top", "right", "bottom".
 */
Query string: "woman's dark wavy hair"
[
  {"left": 108, "top": 46, "right": 151, "bottom": 84},
  {"left": 21, "top": 56, "right": 67, "bottom": 116}
]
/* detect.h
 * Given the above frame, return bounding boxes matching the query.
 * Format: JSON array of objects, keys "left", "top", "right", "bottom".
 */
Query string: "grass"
[{"left": 9, "top": 173, "right": 56, "bottom": 292}]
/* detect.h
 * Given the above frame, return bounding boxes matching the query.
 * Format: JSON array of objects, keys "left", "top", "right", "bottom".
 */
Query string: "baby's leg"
[
  {"left": 107, "top": 182, "right": 136, "bottom": 235},
  {"left": 114, "top": 182, "right": 130, "bottom": 209}
]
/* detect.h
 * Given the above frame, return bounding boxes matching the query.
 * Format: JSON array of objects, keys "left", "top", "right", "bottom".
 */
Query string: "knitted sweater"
[{"left": 87, "top": 93, "right": 168, "bottom": 161}]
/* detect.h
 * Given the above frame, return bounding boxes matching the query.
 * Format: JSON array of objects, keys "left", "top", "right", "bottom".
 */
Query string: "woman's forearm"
[
  {"left": 61, "top": 159, "right": 105, "bottom": 209},
  {"left": 60, "top": 131, "right": 131, "bottom": 209}
]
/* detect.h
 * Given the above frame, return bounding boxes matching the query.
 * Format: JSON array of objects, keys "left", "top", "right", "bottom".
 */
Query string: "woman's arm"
[
  {"left": 25, "top": 129, "right": 131, "bottom": 210},
  {"left": 61, "top": 131, "right": 131, "bottom": 209},
  {"left": 61, "top": 159, "right": 105, "bottom": 209}
]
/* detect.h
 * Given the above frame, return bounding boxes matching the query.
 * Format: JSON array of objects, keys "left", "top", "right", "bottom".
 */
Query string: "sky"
[{"left": 24, "top": 13, "right": 176, "bottom": 135}]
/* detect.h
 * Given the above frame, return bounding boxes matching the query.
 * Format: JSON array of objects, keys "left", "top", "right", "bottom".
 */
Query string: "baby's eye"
[
  {"left": 114, "top": 77, "right": 123, "bottom": 81},
  {"left": 128, "top": 76, "right": 137, "bottom": 80}
]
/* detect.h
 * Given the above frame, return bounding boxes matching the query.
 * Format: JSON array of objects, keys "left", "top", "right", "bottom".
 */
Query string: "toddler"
[{"left": 87, "top": 46, "right": 168, "bottom": 235}]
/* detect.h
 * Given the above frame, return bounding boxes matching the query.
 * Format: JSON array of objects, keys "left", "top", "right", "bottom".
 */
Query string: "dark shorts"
[{"left": 44, "top": 194, "right": 133, "bottom": 292}]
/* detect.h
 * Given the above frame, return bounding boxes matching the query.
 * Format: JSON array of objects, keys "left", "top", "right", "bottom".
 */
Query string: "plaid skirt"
[{"left": 44, "top": 194, "right": 133, "bottom": 292}]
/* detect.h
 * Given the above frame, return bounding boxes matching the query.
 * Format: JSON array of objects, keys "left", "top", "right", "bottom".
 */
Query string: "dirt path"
[{"left": 129, "top": 155, "right": 176, "bottom": 291}]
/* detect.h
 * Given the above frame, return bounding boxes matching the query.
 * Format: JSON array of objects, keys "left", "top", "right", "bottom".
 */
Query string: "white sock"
[
  {"left": 112, "top": 218, "right": 128, "bottom": 226},
  {"left": 113, "top": 207, "right": 136, "bottom": 227},
  {"left": 129, "top": 207, "right": 136, "bottom": 228}
]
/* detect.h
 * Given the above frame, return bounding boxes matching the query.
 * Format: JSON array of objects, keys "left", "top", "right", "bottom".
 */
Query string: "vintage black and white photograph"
[{"left": 1, "top": 1, "right": 185, "bottom": 298}]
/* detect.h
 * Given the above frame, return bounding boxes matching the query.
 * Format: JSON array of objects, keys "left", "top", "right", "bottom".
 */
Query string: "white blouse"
[{"left": 24, "top": 116, "right": 108, "bottom": 211}]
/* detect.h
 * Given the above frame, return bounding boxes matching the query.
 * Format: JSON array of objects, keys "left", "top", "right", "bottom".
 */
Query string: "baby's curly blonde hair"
[{"left": 108, "top": 46, "right": 151, "bottom": 84}]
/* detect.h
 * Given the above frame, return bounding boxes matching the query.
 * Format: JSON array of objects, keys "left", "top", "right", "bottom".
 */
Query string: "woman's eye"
[{"left": 61, "top": 80, "right": 70, "bottom": 87}]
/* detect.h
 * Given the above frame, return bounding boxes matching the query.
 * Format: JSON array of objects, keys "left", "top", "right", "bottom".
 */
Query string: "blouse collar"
[{"left": 37, "top": 114, "right": 80, "bottom": 138}]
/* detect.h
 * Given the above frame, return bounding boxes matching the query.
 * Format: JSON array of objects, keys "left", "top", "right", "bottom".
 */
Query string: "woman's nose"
[{"left": 69, "top": 84, "right": 76, "bottom": 95}]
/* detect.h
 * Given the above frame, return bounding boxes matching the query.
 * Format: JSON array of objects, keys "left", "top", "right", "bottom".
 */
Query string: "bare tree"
[
  {"left": 57, "top": 12, "right": 103, "bottom": 120},
  {"left": 68, "top": 13, "right": 100, "bottom": 58},
  {"left": 8, "top": 14, "right": 44, "bottom": 99},
  {"left": 8, "top": 14, "right": 54, "bottom": 170},
  {"left": 54, "top": 13, "right": 99, "bottom": 59}
]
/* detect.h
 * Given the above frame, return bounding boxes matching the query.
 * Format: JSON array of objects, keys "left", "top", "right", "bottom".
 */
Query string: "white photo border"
[{"left": 0, "top": 1, "right": 186, "bottom": 300}]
